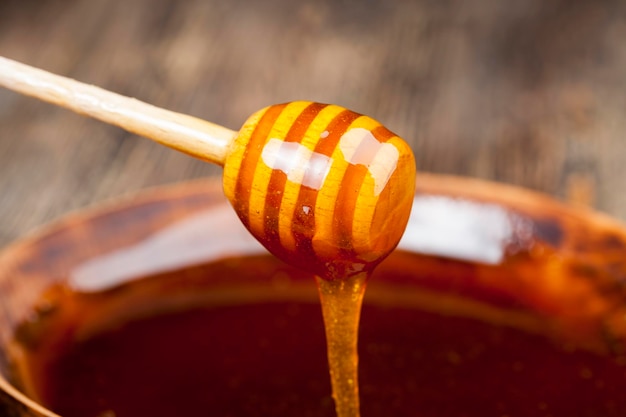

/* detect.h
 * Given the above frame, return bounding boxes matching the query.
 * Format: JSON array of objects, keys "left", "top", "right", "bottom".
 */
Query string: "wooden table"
[{"left": 1, "top": 0, "right": 625, "bottom": 248}]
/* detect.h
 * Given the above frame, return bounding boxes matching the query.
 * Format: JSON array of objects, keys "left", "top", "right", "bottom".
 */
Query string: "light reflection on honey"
[{"left": 260, "top": 127, "right": 399, "bottom": 196}]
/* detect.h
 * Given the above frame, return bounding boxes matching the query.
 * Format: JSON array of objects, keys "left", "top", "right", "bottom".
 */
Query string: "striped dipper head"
[{"left": 223, "top": 101, "right": 416, "bottom": 280}]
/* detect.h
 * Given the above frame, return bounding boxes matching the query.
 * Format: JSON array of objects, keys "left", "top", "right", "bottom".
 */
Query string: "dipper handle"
[{"left": 0, "top": 56, "right": 235, "bottom": 164}]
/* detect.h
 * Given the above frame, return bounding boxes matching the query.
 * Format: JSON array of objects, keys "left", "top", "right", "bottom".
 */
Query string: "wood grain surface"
[{"left": 1, "top": 0, "right": 625, "bottom": 248}]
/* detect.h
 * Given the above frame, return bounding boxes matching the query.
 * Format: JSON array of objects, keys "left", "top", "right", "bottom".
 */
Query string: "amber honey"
[{"left": 9, "top": 250, "right": 626, "bottom": 417}]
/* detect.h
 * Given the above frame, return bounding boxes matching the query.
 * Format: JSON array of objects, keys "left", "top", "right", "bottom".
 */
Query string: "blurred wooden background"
[{"left": 1, "top": 0, "right": 625, "bottom": 248}]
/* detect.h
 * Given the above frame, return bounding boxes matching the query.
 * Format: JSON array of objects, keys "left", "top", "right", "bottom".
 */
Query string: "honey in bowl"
[{"left": 2, "top": 177, "right": 626, "bottom": 416}]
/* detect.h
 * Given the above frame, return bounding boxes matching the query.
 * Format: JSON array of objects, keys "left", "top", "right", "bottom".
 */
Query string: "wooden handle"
[{"left": 0, "top": 56, "right": 235, "bottom": 165}]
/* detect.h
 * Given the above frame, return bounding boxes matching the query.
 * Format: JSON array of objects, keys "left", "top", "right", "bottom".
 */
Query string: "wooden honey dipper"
[
  {"left": 0, "top": 56, "right": 416, "bottom": 280},
  {"left": 0, "top": 56, "right": 416, "bottom": 417}
]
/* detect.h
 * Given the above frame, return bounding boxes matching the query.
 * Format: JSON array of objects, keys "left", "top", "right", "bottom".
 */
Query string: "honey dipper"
[
  {"left": 0, "top": 56, "right": 418, "bottom": 417},
  {"left": 0, "top": 56, "right": 416, "bottom": 280}
]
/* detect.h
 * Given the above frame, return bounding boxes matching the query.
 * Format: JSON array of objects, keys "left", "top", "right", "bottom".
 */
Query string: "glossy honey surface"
[{"left": 10, "top": 253, "right": 626, "bottom": 417}]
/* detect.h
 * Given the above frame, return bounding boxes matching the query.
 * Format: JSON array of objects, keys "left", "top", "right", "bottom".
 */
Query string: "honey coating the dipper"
[{"left": 223, "top": 101, "right": 416, "bottom": 280}]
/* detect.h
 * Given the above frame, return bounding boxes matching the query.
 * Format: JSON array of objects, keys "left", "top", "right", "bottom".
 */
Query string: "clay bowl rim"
[{"left": 2, "top": 173, "right": 624, "bottom": 269}]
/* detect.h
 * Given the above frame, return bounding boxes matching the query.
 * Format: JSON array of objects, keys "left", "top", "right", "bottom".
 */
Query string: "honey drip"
[
  {"left": 221, "top": 102, "right": 416, "bottom": 417},
  {"left": 316, "top": 273, "right": 368, "bottom": 417}
]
